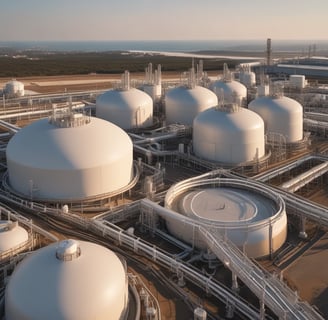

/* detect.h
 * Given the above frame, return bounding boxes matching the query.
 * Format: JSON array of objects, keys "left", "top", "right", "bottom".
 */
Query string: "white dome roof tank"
[
  {"left": 193, "top": 104, "right": 265, "bottom": 164},
  {"left": 165, "top": 68, "right": 218, "bottom": 125},
  {"left": 6, "top": 108, "right": 134, "bottom": 201},
  {"left": 0, "top": 220, "right": 29, "bottom": 253},
  {"left": 96, "top": 71, "right": 154, "bottom": 130},
  {"left": 5, "top": 239, "right": 129, "bottom": 320},
  {"left": 248, "top": 91, "right": 303, "bottom": 143}
]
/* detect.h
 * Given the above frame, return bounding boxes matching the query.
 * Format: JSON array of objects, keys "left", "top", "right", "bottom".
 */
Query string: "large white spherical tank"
[
  {"left": 96, "top": 88, "right": 153, "bottom": 129},
  {"left": 165, "top": 85, "right": 218, "bottom": 125},
  {"left": 193, "top": 106, "right": 265, "bottom": 164},
  {"left": 210, "top": 80, "right": 247, "bottom": 103},
  {"left": 4, "top": 80, "right": 24, "bottom": 97},
  {"left": 165, "top": 179, "right": 287, "bottom": 258},
  {"left": 6, "top": 116, "right": 133, "bottom": 201},
  {"left": 5, "top": 239, "right": 128, "bottom": 320},
  {"left": 248, "top": 96, "right": 303, "bottom": 143},
  {"left": 0, "top": 221, "right": 28, "bottom": 252}
]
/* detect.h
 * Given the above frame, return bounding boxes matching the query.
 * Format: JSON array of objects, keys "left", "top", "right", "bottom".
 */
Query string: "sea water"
[{"left": 1, "top": 40, "right": 328, "bottom": 53}]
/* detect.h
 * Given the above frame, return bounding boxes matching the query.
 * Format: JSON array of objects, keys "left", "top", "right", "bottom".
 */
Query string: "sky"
[{"left": 0, "top": 0, "right": 327, "bottom": 41}]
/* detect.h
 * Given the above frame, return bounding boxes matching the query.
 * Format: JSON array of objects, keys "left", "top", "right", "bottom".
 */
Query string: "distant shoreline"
[{"left": 1, "top": 39, "right": 328, "bottom": 53}]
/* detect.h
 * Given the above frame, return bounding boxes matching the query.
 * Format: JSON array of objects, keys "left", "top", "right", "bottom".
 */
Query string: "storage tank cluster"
[
  {"left": 165, "top": 177, "right": 287, "bottom": 258},
  {"left": 142, "top": 63, "right": 162, "bottom": 101},
  {"left": 193, "top": 103, "right": 265, "bottom": 164},
  {"left": 248, "top": 88, "right": 304, "bottom": 143},
  {"left": 6, "top": 107, "right": 134, "bottom": 202},
  {"left": 3, "top": 80, "right": 24, "bottom": 98},
  {"left": 238, "top": 64, "right": 256, "bottom": 88},
  {"left": 96, "top": 70, "right": 154, "bottom": 130},
  {"left": 5, "top": 239, "right": 130, "bottom": 320},
  {"left": 210, "top": 64, "right": 247, "bottom": 105},
  {"left": 165, "top": 68, "right": 218, "bottom": 125},
  {"left": 0, "top": 220, "right": 29, "bottom": 253}
]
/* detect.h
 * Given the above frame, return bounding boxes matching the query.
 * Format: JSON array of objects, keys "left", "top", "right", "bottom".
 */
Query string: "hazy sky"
[{"left": 1, "top": 0, "right": 327, "bottom": 41}]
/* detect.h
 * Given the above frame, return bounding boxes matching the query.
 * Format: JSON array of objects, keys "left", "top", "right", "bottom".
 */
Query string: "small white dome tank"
[
  {"left": 0, "top": 221, "right": 28, "bottom": 253},
  {"left": 248, "top": 94, "right": 303, "bottom": 143},
  {"left": 193, "top": 104, "right": 265, "bottom": 164},
  {"left": 6, "top": 111, "right": 134, "bottom": 201},
  {"left": 5, "top": 239, "right": 129, "bottom": 320},
  {"left": 210, "top": 80, "right": 247, "bottom": 104},
  {"left": 165, "top": 178, "right": 287, "bottom": 258},
  {"left": 240, "top": 71, "right": 256, "bottom": 88},
  {"left": 4, "top": 80, "right": 24, "bottom": 97},
  {"left": 165, "top": 85, "right": 218, "bottom": 125}
]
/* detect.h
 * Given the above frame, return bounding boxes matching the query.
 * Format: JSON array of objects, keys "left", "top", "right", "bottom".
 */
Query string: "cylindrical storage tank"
[
  {"left": 0, "top": 221, "right": 29, "bottom": 253},
  {"left": 4, "top": 80, "right": 24, "bottom": 97},
  {"left": 165, "top": 85, "right": 218, "bottom": 125},
  {"left": 257, "top": 85, "right": 270, "bottom": 97},
  {"left": 210, "top": 80, "right": 247, "bottom": 104},
  {"left": 194, "top": 307, "right": 207, "bottom": 320},
  {"left": 248, "top": 95, "right": 303, "bottom": 143},
  {"left": 6, "top": 114, "right": 134, "bottom": 201},
  {"left": 289, "top": 75, "right": 306, "bottom": 89},
  {"left": 164, "top": 178, "right": 287, "bottom": 258},
  {"left": 193, "top": 105, "right": 265, "bottom": 164},
  {"left": 143, "top": 84, "right": 162, "bottom": 101},
  {"left": 240, "top": 72, "right": 256, "bottom": 88},
  {"left": 5, "top": 239, "right": 129, "bottom": 320},
  {"left": 96, "top": 88, "right": 153, "bottom": 129}
]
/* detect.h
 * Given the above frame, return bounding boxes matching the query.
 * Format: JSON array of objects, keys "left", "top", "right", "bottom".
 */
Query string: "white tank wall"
[
  {"left": 240, "top": 72, "right": 256, "bottom": 87},
  {"left": 6, "top": 117, "right": 133, "bottom": 201},
  {"left": 210, "top": 80, "right": 247, "bottom": 103},
  {"left": 165, "top": 86, "right": 218, "bottom": 125},
  {"left": 0, "top": 221, "right": 29, "bottom": 252},
  {"left": 5, "top": 240, "right": 128, "bottom": 320},
  {"left": 164, "top": 212, "right": 287, "bottom": 258},
  {"left": 96, "top": 88, "right": 153, "bottom": 129},
  {"left": 164, "top": 179, "right": 287, "bottom": 258},
  {"left": 143, "top": 84, "right": 162, "bottom": 101},
  {"left": 193, "top": 106, "right": 265, "bottom": 164},
  {"left": 248, "top": 96, "right": 303, "bottom": 143}
]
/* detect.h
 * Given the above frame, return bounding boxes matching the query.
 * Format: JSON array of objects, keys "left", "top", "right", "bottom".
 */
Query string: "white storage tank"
[
  {"left": 240, "top": 71, "right": 256, "bottom": 88},
  {"left": 6, "top": 110, "right": 134, "bottom": 201},
  {"left": 165, "top": 178, "right": 287, "bottom": 258},
  {"left": 143, "top": 63, "right": 162, "bottom": 101},
  {"left": 5, "top": 239, "right": 129, "bottom": 320},
  {"left": 248, "top": 94, "right": 303, "bottom": 143},
  {"left": 0, "top": 221, "right": 29, "bottom": 253},
  {"left": 165, "top": 85, "right": 218, "bottom": 125},
  {"left": 4, "top": 80, "right": 24, "bottom": 98},
  {"left": 210, "top": 79, "right": 247, "bottom": 104},
  {"left": 238, "top": 64, "right": 256, "bottom": 88},
  {"left": 96, "top": 71, "right": 153, "bottom": 130},
  {"left": 289, "top": 75, "right": 307, "bottom": 89},
  {"left": 193, "top": 104, "right": 265, "bottom": 164}
]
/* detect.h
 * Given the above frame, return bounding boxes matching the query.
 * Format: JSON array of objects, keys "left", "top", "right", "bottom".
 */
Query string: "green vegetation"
[{"left": 0, "top": 51, "right": 243, "bottom": 77}]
